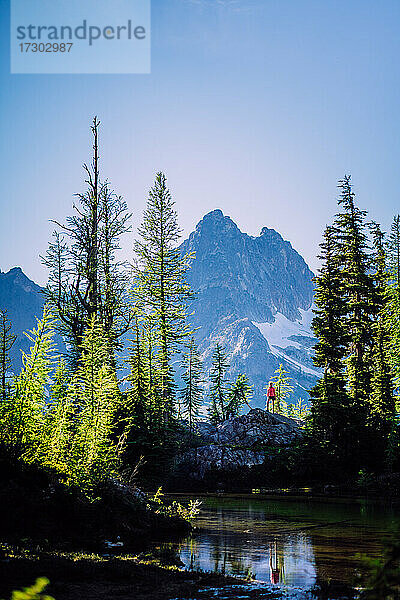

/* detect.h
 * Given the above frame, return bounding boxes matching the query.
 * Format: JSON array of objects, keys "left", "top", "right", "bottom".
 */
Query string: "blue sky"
[{"left": 1, "top": 0, "right": 400, "bottom": 283}]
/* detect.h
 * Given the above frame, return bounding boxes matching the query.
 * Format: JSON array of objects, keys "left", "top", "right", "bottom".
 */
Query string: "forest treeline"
[
  {"left": 0, "top": 118, "right": 253, "bottom": 495},
  {"left": 0, "top": 119, "right": 399, "bottom": 492},
  {"left": 308, "top": 175, "right": 400, "bottom": 477}
]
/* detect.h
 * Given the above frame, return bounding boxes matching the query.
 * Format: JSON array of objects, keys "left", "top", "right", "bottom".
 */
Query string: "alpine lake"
[{"left": 154, "top": 492, "right": 400, "bottom": 599}]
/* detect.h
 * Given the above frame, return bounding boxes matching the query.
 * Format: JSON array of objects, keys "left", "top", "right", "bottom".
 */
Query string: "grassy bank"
[{"left": 0, "top": 545, "right": 248, "bottom": 600}]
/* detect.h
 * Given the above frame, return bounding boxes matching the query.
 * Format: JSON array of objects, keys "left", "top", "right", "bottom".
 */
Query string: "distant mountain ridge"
[
  {"left": 0, "top": 211, "right": 319, "bottom": 405},
  {"left": 0, "top": 267, "right": 45, "bottom": 372}
]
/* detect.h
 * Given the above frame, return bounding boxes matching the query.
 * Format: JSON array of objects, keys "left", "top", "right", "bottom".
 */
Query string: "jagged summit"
[
  {"left": 1, "top": 267, "right": 40, "bottom": 293},
  {"left": 201, "top": 208, "right": 225, "bottom": 220},
  {"left": 181, "top": 212, "right": 313, "bottom": 323},
  {"left": 180, "top": 212, "right": 317, "bottom": 406},
  {"left": 3, "top": 266, "right": 25, "bottom": 277},
  {"left": 191, "top": 209, "right": 240, "bottom": 239}
]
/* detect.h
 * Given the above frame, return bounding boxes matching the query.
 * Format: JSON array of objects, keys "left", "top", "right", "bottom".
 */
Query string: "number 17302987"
[{"left": 19, "top": 42, "right": 73, "bottom": 52}]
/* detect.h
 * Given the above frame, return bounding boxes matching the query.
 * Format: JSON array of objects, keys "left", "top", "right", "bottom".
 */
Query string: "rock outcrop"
[{"left": 176, "top": 409, "right": 302, "bottom": 480}]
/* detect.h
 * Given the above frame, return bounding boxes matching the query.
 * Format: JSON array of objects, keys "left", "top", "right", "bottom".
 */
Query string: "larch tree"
[
  {"left": 125, "top": 315, "right": 155, "bottom": 444},
  {"left": 180, "top": 338, "right": 204, "bottom": 431},
  {"left": 133, "top": 172, "right": 194, "bottom": 421},
  {"left": 226, "top": 373, "right": 252, "bottom": 418},
  {"left": 40, "top": 359, "right": 73, "bottom": 475},
  {"left": 0, "top": 309, "right": 16, "bottom": 403},
  {"left": 67, "top": 316, "right": 125, "bottom": 491},
  {"left": 1, "top": 307, "right": 56, "bottom": 461},
  {"left": 270, "top": 364, "right": 294, "bottom": 414},
  {"left": 208, "top": 344, "right": 230, "bottom": 424},
  {"left": 42, "top": 117, "right": 132, "bottom": 362},
  {"left": 385, "top": 215, "right": 400, "bottom": 388}
]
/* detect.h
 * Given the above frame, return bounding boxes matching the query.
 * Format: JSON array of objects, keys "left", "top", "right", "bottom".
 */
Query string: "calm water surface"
[{"left": 161, "top": 494, "right": 400, "bottom": 594}]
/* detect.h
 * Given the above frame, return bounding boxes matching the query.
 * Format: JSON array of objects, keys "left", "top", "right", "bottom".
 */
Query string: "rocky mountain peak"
[
  {"left": 180, "top": 211, "right": 317, "bottom": 406},
  {"left": 188, "top": 209, "right": 241, "bottom": 247}
]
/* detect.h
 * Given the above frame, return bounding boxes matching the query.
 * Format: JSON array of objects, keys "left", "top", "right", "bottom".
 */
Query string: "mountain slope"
[
  {"left": 180, "top": 210, "right": 318, "bottom": 406},
  {"left": 0, "top": 212, "right": 318, "bottom": 406},
  {"left": 0, "top": 267, "right": 45, "bottom": 372}
]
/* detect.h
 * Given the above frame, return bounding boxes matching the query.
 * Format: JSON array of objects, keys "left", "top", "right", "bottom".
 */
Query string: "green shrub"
[{"left": 2, "top": 578, "right": 54, "bottom": 600}]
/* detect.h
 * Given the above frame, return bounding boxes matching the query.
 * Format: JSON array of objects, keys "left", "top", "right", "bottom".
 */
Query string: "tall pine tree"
[
  {"left": 335, "top": 175, "right": 375, "bottom": 407},
  {"left": 180, "top": 338, "right": 204, "bottom": 431},
  {"left": 43, "top": 117, "right": 132, "bottom": 361},
  {"left": 310, "top": 225, "right": 349, "bottom": 458},
  {"left": 208, "top": 344, "right": 230, "bottom": 424},
  {"left": 385, "top": 215, "right": 400, "bottom": 388},
  {"left": 334, "top": 175, "right": 376, "bottom": 464},
  {"left": 133, "top": 172, "right": 194, "bottom": 421},
  {"left": 311, "top": 177, "right": 395, "bottom": 471},
  {"left": 367, "top": 222, "right": 395, "bottom": 462},
  {"left": 226, "top": 374, "right": 252, "bottom": 418}
]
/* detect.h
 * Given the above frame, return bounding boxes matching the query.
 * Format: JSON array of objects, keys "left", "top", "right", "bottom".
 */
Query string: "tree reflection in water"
[{"left": 159, "top": 495, "right": 398, "bottom": 592}]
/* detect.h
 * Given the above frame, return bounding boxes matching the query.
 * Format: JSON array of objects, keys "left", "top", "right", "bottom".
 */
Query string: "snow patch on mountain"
[
  {"left": 253, "top": 307, "right": 320, "bottom": 377},
  {"left": 253, "top": 307, "right": 314, "bottom": 350}
]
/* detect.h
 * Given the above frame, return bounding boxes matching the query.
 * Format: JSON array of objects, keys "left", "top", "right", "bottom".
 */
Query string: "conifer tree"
[
  {"left": 324, "top": 175, "right": 377, "bottom": 468},
  {"left": 40, "top": 359, "right": 74, "bottom": 474},
  {"left": 142, "top": 314, "right": 164, "bottom": 433},
  {"left": 270, "top": 364, "right": 294, "bottom": 413},
  {"left": 0, "top": 307, "right": 56, "bottom": 461},
  {"left": 368, "top": 222, "right": 395, "bottom": 448},
  {"left": 386, "top": 215, "right": 400, "bottom": 387},
  {"left": 310, "top": 225, "right": 349, "bottom": 453},
  {"left": 334, "top": 175, "right": 375, "bottom": 410},
  {"left": 125, "top": 313, "right": 174, "bottom": 461},
  {"left": 226, "top": 373, "right": 252, "bottom": 418},
  {"left": 50, "top": 358, "right": 70, "bottom": 402},
  {"left": 311, "top": 177, "right": 393, "bottom": 470},
  {"left": 43, "top": 118, "right": 132, "bottom": 361},
  {"left": 0, "top": 309, "right": 16, "bottom": 403},
  {"left": 126, "top": 316, "right": 151, "bottom": 434},
  {"left": 208, "top": 344, "right": 230, "bottom": 424},
  {"left": 67, "top": 317, "right": 124, "bottom": 491},
  {"left": 133, "top": 172, "right": 194, "bottom": 420},
  {"left": 312, "top": 226, "right": 348, "bottom": 374},
  {"left": 180, "top": 338, "right": 203, "bottom": 431}
]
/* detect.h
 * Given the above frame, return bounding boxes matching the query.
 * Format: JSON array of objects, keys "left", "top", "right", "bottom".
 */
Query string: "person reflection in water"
[{"left": 269, "top": 540, "right": 283, "bottom": 584}]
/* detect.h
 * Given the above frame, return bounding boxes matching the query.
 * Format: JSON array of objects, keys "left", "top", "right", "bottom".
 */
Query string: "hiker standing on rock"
[{"left": 266, "top": 382, "right": 276, "bottom": 413}]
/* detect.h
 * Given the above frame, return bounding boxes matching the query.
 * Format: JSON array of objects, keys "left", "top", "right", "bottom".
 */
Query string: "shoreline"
[
  {"left": 0, "top": 545, "right": 358, "bottom": 600},
  {"left": 0, "top": 545, "right": 249, "bottom": 600},
  {"left": 167, "top": 489, "right": 400, "bottom": 504}
]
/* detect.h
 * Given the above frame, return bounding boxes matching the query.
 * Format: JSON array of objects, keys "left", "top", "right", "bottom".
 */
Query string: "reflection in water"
[
  {"left": 161, "top": 495, "right": 399, "bottom": 592},
  {"left": 168, "top": 507, "right": 318, "bottom": 587},
  {"left": 269, "top": 540, "right": 283, "bottom": 584}
]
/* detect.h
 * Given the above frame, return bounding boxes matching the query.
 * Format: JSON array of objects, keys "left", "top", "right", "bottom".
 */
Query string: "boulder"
[
  {"left": 178, "top": 445, "right": 265, "bottom": 479},
  {"left": 196, "top": 408, "right": 301, "bottom": 447},
  {"left": 176, "top": 409, "right": 302, "bottom": 480}
]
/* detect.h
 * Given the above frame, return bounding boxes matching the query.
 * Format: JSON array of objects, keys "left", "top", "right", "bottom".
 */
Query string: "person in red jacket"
[{"left": 266, "top": 382, "right": 276, "bottom": 413}]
